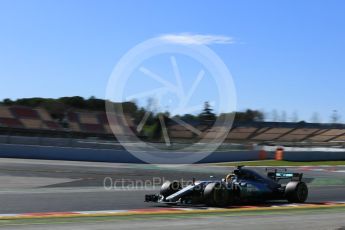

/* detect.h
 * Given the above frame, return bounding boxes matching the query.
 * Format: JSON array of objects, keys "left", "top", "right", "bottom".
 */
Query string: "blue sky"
[{"left": 0, "top": 0, "right": 344, "bottom": 122}]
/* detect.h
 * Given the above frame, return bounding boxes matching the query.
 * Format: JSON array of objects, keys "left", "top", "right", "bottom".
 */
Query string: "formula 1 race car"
[{"left": 145, "top": 166, "right": 308, "bottom": 206}]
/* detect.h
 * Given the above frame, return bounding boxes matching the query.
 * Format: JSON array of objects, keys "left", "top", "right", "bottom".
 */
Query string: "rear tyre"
[
  {"left": 203, "top": 182, "right": 230, "bottom": 207},
  {"left": 160, "top": 181, "right": 182, "bottom": 197},
  {"left": 285, "top": 181, "right": 308, "bottom": 203}
]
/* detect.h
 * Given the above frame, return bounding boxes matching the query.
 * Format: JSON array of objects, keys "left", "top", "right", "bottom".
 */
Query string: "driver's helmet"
[{"left": 225, "top": 173, "right": 235, "bottom": 183}]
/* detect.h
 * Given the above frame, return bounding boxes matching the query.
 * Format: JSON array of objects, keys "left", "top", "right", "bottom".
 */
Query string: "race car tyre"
[
  {"left": 285, "top": 181, "right": 308, "bottom": 203},
  {"left": 203, "top": 182, "right": 230, "bottom": 207},
  {"left": 160, "top": 181, "right": 182, "bottom": 197}
]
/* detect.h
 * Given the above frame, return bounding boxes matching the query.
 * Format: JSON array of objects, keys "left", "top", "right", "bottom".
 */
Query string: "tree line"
[{"left": 0, "top": 96, "right": 266, "bottom": 123}]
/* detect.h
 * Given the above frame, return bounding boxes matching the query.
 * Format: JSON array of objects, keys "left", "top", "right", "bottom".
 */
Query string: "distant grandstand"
[
  {"left": 0, "top": 106, "right": 61, "bottom": 130},
  {"left": 208, "top": 122, "right": 345, "bottom": 145},
  {"left": 0, "top": 105, "right": 131, "bottom": 139},
  {"left": 168, "top": 120, "right": 345, "bottom": 145},
  {"left": 1, "top": 105, "right": 345, "bottom": 146}
]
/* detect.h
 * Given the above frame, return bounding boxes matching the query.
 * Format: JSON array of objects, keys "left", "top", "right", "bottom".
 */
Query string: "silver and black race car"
[{"left": 145, "top": 166, "right": 308, "bottom": 207}]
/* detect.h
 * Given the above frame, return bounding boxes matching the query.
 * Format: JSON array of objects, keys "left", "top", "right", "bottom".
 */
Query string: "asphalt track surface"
[
  {"left": 1, "top": 211, "right": 345, "bottom": 230},
  {"left": 0, "top": 158, "right": 344, "bottom": 214}
]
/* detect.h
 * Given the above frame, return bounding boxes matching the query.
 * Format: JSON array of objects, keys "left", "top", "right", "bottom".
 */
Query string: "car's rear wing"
[{"left": 266, "top": 168, "right": 303, "bottom": 182}]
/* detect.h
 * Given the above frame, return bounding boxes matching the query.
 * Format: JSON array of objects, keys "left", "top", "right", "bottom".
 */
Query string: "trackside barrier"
[
  {"left": 198, "top": 150, "right": 275, "bottom": 163},
  {"left": 282, "top": 151, "right": 345, "bottom": 162},
  {"left": 0, "top": 143, "right": 275, "bottom": 163},
  {"left": 2, "top": 143, "right": 343, "bottom": 163},
  {"left": 259, "top": 150, "right": 268, "bottom": 160},
  {"left": 0, "top": 143, "right": 145, "bottom": 163}
]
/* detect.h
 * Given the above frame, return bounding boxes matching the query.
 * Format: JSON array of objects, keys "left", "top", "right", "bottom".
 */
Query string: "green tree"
[
  {"left": 2, "top": 98, "right": 13, "bottom": 105},
  {"left": 58, "top": 96, "right": 86, "bottom": 109},
  {"left": 199, "top": 101, "right": 216, "bottom": 124},
  {"left": 235, "top": 109, "right": 264, "bottom": 122}
]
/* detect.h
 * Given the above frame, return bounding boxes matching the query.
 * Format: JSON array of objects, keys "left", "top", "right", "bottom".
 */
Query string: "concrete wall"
[
  {"left": 282, "top": 151, "right": 345, "bottom": 161},
  {"left": 198, "top": 151, "right": 275, "bottom": 163},
  {"left": 1, "top": 143, "right": 344, "bottom": 163},
  {"left": 0, "top": 135, "right": 122, "bottom": 149},
  {"left": 0, "top": 143, "right": 275, "bottom": 164},
  {"left": 0, "top": 143, "right": 145, "bottom": 163}
]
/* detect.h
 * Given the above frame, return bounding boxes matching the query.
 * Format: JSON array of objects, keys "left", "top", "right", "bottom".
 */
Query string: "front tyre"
[
  {"left": 160, "top": 181, "right": 182, "bottom": 197},
  {"left": 203, "top": 182, "right": 231, "bottom": 207},
  {"left": 285, "top": 181, "right": 308, "bottom": 203}
]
